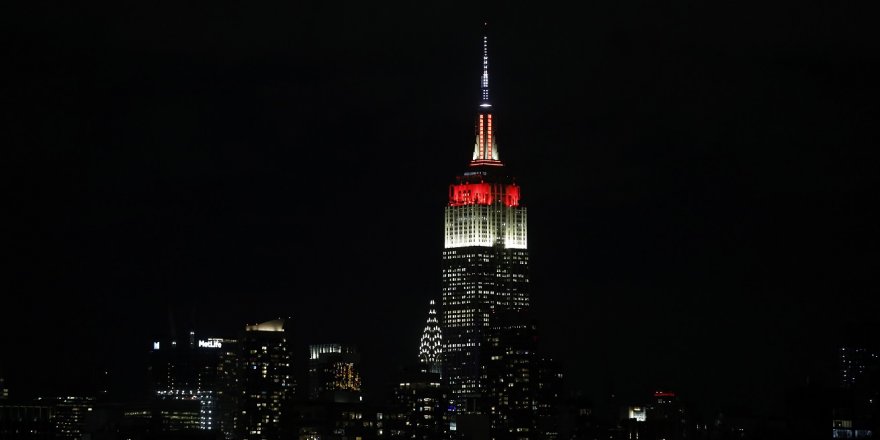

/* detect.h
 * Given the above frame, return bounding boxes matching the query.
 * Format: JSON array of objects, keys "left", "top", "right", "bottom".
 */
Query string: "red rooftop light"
[{"left": 449, "top": 183, "right": 520, "bottom": 207}]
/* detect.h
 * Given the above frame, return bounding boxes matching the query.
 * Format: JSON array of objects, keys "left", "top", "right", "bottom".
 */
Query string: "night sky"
[{"left": 5, "top": 1, "right": 879, "bottom": 417}]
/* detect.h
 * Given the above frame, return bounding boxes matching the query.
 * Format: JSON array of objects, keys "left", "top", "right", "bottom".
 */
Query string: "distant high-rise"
[
  {"left": 833, "top": 342, "right": 879, "bottom": 439},
  {"left": 621, "top": 391, "right": 690, "bottom": 440},
  {"left": 1, "top": 396, "right": 95, "bottom": 440},
  {"left": 217, "top": 337, "right": 242, "bottom": 439},
  {"left": 535, "top": 358, "right": 564, "bottom": 440},
  {"left": 486, "top": 310, "right": 538, "bottom": 439},
  {"left": 44, "top": 396, "right": 94, "bottom": 440},
  {"left": 0, "top": 376, "right": 7, "bottom": 400},
  {"left": 393, "top": 365, "right": 447, "bottom": 440},
  {"left": 237, "top": 318, "right": 294, "bottom": 440},
  {"left": 839, "top": 345, "right": 879, "bottom": 389},
  {"left": 0, "top": 401, "right": 54, "bottom": 438},
  {"left": 441, "top": 26, "right": 529, "bottom": 417},
  {"left": 418, "top": 300, "right": 443, "bottom": 375},
  {"left": 149, "top": 330, "right": 230, "bottom": 432},
  {"left": 308, "top": 344, "right": 363, "bottom": 404}
]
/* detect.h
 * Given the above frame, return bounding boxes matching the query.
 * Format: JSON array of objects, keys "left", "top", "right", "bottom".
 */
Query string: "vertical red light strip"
[
  {"left": 478, "top": 115, "right": 485, "bottom": 159},
  {"left": 487, "top": 114, "right": 493, "bottom": 159}
]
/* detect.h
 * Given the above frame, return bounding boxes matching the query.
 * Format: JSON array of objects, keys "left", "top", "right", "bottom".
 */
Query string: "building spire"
[
  {"left": 418, "top": 299, "right": 442, "bottom": 375},
  {"left": 480, "top": 22, "right": 491, "bottom": 108},
  {"left": 470, "top": 23, "right": 502, "bottom": 166}
]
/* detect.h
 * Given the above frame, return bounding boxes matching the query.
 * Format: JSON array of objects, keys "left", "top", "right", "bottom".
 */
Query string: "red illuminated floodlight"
[
  {"left": 478, "top": 115, "right": 485, "bottom": 159},
  {"left": 449, "top": 183, "right": 492, "bottom": 206},
  {"left": 449, "top": 183, "right": 520, "bottom": 207},
  {"left": 486, "top": 114, "right": 493, "bottom": 159},
  {"left": 503, "top": 184, "right": 520, "bottom": 207},
  {"left": 654, "top": 391, "right": 676, "bottom": 398}
]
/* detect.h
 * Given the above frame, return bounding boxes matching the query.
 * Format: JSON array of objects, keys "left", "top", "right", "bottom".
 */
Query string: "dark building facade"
[
  {"left": 82, "top": 399, "right": 216, "bottom": 440},
  {"left": 833, "top": 343, "right": 878, "bottom": 439},
  {"left": 392, "top": 365, "right": 447, "bottom": 440},
  {"left": 237, "top": 318, "right": 295, "bottom": 440},
  {"left": 308, "top": 344, "right": 363, "bottom": 404},
  {"left": 619, "top": 392, "right": 689, "bottom": 440},
  {"left": 0, "top": 397, "right": 94, "bottom": 440},
  {"left": 534, "top": 359, "right": 564, "bottom": 440},
  {"left": 486, "top": 310, "right": 537, "bottom": 440},
  {"left": 45, "top": 396, "right": 94, "bottom": 440},
  {"left": 839, "top": 345, "right": 879, "bottom": 390},
  {"left": 0, "top": 402, "right": 55, "bottom": 440},
  {"left": 217, "top": 337, "right": 242, "bottom": 439},
  {"left": 149, "top": 331, "right": 230, "bottom": 433}
]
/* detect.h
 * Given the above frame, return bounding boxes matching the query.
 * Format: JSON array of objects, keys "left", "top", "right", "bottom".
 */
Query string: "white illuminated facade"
[
  {"left": 444, "top": 201, "right": 527, "bottom": 249},
  {"left": 245, "top": 318, "right": 285, "bottom": 332},
  {"left": 310, "top": 343, "right": 346, "bottom": 360},
  {"left": 628, "top": 406, "right": 647, "bottom": 422}
]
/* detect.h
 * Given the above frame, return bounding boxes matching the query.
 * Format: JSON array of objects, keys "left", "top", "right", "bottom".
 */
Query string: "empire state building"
[{"left": 441, "top": 29, "right": 529, "bottom": 415}]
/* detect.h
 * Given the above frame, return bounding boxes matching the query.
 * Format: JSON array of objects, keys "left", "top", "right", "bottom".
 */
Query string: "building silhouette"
[
  {"left": 0, "top": 401, "right": 55, "bottom": 439},
  {"left": 149, "top": 331, "right": 228, "bottom": 432},
  {"left": 486, "top": 310, "right": 537, "bottom": 439},
  {"left": 0, "top": 376, "right": 7, "bottom": 401},
  {"left": 42, "top": 396, "right": 94, "bottom": 440},
  {"left": 393, "top": 365, "right": 447, "bottom": 440},
  {"left": 440, "top": 26, "right": 534, "bottom": 439},
  {"left": 833, "top": 341, "right": 879, "bottom": 439},
  {"left": 839, "top": 345, "right": 879, "bottom": 390},
  {"left": 236, "top": 318, "right": 294, "bottom": 440},
  {"left": 308, "top": 344, "right": 363, "bottom": 404}
]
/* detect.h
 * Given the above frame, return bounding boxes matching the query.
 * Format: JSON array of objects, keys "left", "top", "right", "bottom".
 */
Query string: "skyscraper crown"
[{"left": 418, "top": 299, "right": 442, "bottom": 374}]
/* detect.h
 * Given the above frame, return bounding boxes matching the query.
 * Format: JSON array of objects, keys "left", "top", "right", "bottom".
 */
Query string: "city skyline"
[{"left": 6, "top": 0, "right": 879, "bottom": 425}]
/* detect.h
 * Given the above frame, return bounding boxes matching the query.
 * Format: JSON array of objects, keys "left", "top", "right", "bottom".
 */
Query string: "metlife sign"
[{"left": 198, "top": 339, "right": 223, "bottom": 349}]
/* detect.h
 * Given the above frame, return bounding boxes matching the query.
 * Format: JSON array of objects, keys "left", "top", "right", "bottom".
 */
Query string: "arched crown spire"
[{"left": 418, "top": 299, "right": 442, "bottom": 375}]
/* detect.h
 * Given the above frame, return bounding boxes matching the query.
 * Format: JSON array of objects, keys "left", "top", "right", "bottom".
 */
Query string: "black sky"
[{"left": 5, "top": 1, "right": 879, "bottom": 417}]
